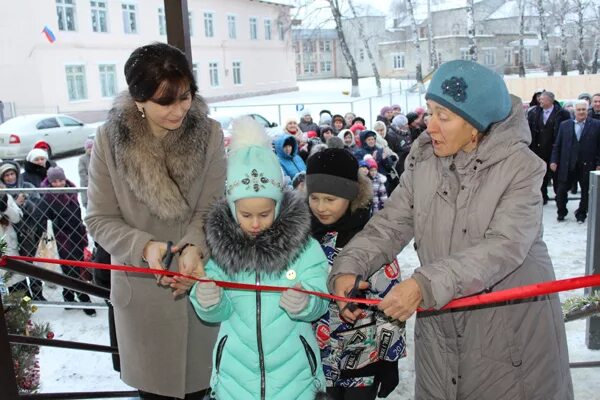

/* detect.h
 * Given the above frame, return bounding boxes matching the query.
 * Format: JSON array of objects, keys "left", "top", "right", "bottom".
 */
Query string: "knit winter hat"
[
  {"left": 351, "top": 116, "right": 366, "bottom": 126},
  {"left": 84, "top": 138, "right": 94, "bottom": 150},
  {"left": 226, "top": 117, "right": 285, "bottom": 220},
  {"left": 425, "top": 59, "right": 511, "bottom": 133},
  {"left": 26, "top": 149, "right": 49, "bottom": 163},
  {"left": 326, "top": 136, "right": 345, "bottom": 149},
  {"left": 366, "top": 159, "right": 378, "bottom": 170},
  {"left": 358, "top": 160, "right": 369, "bottom": 169},
  {"left": 47, "top": 166, "right": 67, "bottom": 182},
  {"left": 392, "top": 114, "right": 408, "bottom": 128},
  {"left": 360, "top": 130, "right": 377, "bottom": 142},
  {"left": 406, "top": 112, "right": 419, "bottom": 126},
  {"left": 0, "top": 163, "right": 18, "bottom": 179},
  {"left": 33, "top": 140, "right": 50, "bottom": 151},
  {"left": 306, "top": 148, "right": 359, "bottom": 200},
  {"left": 332, "top": 114, "right": 345, "bottom": 125},
  {"left": 350, "top": 123, "right": 365, "bottom": 135}
]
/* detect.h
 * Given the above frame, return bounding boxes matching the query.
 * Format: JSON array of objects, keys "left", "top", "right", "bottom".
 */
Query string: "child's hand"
[
  {"left": 195, "top": 281, "right": 222, "bottom": 309},
  {"left": 279, "top": 283, "right": 308, "bottom": 315}
]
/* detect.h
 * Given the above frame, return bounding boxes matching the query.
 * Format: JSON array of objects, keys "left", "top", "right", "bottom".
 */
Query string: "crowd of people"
[{"left": 2, "top": 40, "right": 591, "bottom": 400}]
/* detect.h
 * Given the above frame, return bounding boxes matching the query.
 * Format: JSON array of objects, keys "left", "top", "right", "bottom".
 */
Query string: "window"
[
  {"left": 249, "top": 17, "right": 257, "bottom": 40},
  {"left": 483, "top": 49, "right": 495, "bottom": 65},
  {"left": 460, "top": 49, "right": 469, "bottom": 60},
  {"left": 227, "top": 15, "right": 236, "bottom": 39},
  {"left": 359, "top": 48, "right": 365, "bottom": 61},
  {"left": 319, "top": 40, "right": 331, "bottom": 52},
  {"left": 36, "top": 118, "right": 60, "bottom": 129},
  {"left": 303, "top": 40, "right": 315, "bottom": 53},
  {"left": 278, "top": 21, "right": 285, "bottom": 40},
  {"left": 540, "top": 50, "right": 548, "bottom": 64},
  {"left": 158, "top": 8, "right": 166, "bottom": 35},
  {"left": 65, "top": 65, "right": 87, "bottom": 101},
  {"left": 122, "top": 3, "right": 137, "bottom": 34},
  {"left": 188, "top": 12, "right": 194, "bottom": 36},
  {"left": 232, "top": 61, "right": 242, "bottom": 85},
  {"left": 99, "top": 64, "right": 117, "bottom": 97},
  {"left": 192, "top": 63, "right": 199, "bottom": 83},
  {"left": 264, "top": 19, "right": 272, "bottom": 40},
  {"left": 320, "top": 61, "right": 332, "bottom": 72},
  {"left": 393, "top": 54, "right": 405, "bottom": 69},
  {"left": 204, "top": 12, "right": 214, "bottom": 37},
  {"left": 56, "top": 0, "right": 76, "bottom": 31},
  {"left": 303, "top": 62, "right": 315, "bottom": 73},
  {"left": 91, "top": 1, "right": 108, "bottom": 33},
  {"left": 504, "top": 49, "right": 512, "bottom": 65},
  {"left": 525, "top": 48, "right": 532, "bottom": 63},
  {"left": 59, "top": 116, "right": 82, "bottom": 126},
  {"left": 209, "top": 62, "right": 219, "bottom": 87}
]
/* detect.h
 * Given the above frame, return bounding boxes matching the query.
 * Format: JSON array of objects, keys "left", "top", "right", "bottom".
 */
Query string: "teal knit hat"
[
  {"left": 225, "top": 117, "right": 285, "bottom": 220},
  {"left": 425, "top": 60, "right": 511, "bottom": 133}
]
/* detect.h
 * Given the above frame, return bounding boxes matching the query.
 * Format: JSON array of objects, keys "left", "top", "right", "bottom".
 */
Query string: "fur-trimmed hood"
[
  {"left": 351, "top": 174, "right": 373, "bottom": 212},
  {"left": 103, "top": 91, "right": 213, "bottom": 221},
  {"left": 204, "top": 190, "right": 311, "bottom": 276}
]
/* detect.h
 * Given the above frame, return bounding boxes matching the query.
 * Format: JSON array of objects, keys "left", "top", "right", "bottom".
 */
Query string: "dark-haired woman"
[{"left": 85, "top": 43, "right": 226, "bottom": 399}]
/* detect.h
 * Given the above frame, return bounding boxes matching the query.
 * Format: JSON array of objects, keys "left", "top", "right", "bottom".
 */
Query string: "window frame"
[
  {"left": 264, "top": 18, "right": 272, "bottom": 40},
  {"left": 227, "top": 14, "right": 237, "bottom": 39},
  {"left": 90, "top": 0, "right": 108, "bottom": 33},
  {"left": 56, "top": 0, "right": 77, "bottom": 32},
  {"left": 249, "top": 17, "right": 258, "bottom": 40},
  {"left": 121, "top": 2, "right": 137, "bottom": 34},
  {"left": 65, "top": 64, "right": 88, "bottom": 101},
  {"left": 98, "top": 64, "right": 117, "bottom": 98},
  {"left": 204, "top": 11, "right": 215, "bottom": 38},
  {"left": 209, "top": 61, "right": 219, "bottom": 87}
]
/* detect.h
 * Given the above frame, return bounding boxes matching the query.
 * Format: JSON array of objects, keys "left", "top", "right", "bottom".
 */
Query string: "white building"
[{"left": 0, "top": 0, "right": 297, "bottom": 121}]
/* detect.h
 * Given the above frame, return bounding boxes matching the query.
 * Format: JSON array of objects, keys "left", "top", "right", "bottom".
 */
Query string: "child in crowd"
[
  {"left": 306, "top": 148, "right": 406, "bottom": 400},
  {"left": 337, "top": 129, "right": 355, "bottom": 150},
  {"left": 366, "top": 158, "right": 388, "bottom": 213},
  {"left": 39, "top": 167, "right": 95, "bottom": 316},
  {"left": 331, "top": 115, "right": 346, "bottom": 133},
  {"left": 274, "top": 134, "right": 306, "bottom": 181},
  {"left": 190, "top": 117, "right": 329, "bottom": 400}
]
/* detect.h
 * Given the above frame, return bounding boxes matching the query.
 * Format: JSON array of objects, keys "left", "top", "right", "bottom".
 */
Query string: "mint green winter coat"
[{"left": 190, "top": 192, "right": 329, "bottom": 400}]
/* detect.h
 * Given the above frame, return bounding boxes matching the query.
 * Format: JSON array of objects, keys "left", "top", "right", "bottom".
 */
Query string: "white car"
[
  {"left": 211, "top": 112, "right": 280, "bottom": 148},
  {"left": 0, "top": 114, "right": 103, "bottom": 160}
]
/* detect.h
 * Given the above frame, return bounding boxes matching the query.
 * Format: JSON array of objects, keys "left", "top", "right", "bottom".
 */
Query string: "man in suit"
[
  {"left": 550, "top": 100, "right": 600, "bottom": 223},
  {"left": 590, "top": 93, "right": 600, "bottom": 120},
  {"left": 528, "top": 91, "right": 571, "bottom": 204}
]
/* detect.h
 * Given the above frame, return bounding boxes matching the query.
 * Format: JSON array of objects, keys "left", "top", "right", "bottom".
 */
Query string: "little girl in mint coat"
[{"left": 189, "top": 117, "right": 329, "bottom": 400}]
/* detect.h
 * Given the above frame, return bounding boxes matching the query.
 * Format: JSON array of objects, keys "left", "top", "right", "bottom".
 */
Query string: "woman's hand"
[
  {"left": 168, "top": 244, "right": 205, "bottom": 298},
  {"left": 142, "top": 240, "right": 170, "bottom": 283},
  {"left": 333, "top": 274, "right": 370, "bottom": 323},
  {"left": 378, "top": 278, "right": 422, "bottom": 321}
]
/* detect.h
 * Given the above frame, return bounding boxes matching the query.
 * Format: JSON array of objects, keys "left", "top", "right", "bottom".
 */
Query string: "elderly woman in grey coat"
[
  {"left": 85, "top": 43, "right": 226, "bottom": 399},
  {"left": 330, "top": 60, "right": 573, "bottom": 400}
]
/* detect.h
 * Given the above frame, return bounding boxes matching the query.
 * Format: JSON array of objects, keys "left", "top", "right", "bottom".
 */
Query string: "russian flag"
[{"left": 42, "top": 26, "right": 56, "bottom": 43}]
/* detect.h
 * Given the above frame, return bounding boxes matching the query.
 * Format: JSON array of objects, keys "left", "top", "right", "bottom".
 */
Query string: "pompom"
[{"left": 228, "top": 116, "right": 271, "bottom": 152}]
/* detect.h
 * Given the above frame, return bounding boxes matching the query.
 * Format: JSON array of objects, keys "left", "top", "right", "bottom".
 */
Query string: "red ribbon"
[{"left": 2, "top": 255, "right": 599, "bottom": 311}]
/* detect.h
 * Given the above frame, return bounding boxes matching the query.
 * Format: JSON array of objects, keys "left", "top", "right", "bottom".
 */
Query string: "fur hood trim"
[
  {"left": 351, "top": 174, "right": 373, "bottom": 213},
  {"left": 205, "top": 191, "right": 311, "bottom": 276},
  {"left": 104, "top": 91, "right": 212, "bottom": 221}
]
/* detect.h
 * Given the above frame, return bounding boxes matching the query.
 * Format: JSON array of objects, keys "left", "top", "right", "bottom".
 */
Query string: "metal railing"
[{"left": 0, "top": 257, "right": 137, "bottom": 399}]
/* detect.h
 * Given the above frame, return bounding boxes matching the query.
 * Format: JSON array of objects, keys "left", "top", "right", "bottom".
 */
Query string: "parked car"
[
  {"left": 0, "top": 114, "right": 103, "bottom": 160},
  {"left": 210, "top": 112, "right": 280, "bottom": 148}
]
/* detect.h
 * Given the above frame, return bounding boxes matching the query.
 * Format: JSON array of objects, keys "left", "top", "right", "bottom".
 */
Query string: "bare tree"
[
  {"left": 466, "top": 0, "right": 477, "bottom": 61},
  {"left": 427, "top": 0, "right": 439, "bottom": 70},
  {"left": 406, "top": 0, "right": 423, "bottom": 82},
  {"left": 547, "top": 0, "right": 571, "bottom": 75},
  {"left": 518, "top": 0, "right": 526, "bottom": 77},
  {"left": 347, "top": 0, "right": 382, "bottom": 96},
  {"left": 328, "top": 0, "right": 360, "bottom": 96},
  {"left": 574, "top": 0, "right": 587, "bottom": 74},
  {"left": 535, "top": 0, "right": 554, "bottom": 75},
  {"left": 592, "top": 4, "right": 600, "bottom": 73}
]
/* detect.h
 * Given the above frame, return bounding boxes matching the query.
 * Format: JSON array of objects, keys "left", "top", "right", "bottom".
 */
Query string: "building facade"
[{"left": 0, "top": 0, "right": 296, "bottom": 121}]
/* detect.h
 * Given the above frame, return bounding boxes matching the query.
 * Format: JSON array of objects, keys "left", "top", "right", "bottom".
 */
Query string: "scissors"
[
  {"left": 340, "top": 274, "right": 366, "bottom": 314},
  {"left": 156, "top": 241, "right": 175, "bottom": 285}
]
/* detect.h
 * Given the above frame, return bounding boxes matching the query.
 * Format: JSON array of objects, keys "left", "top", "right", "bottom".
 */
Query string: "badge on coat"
[{"left": 286, "top": 269, "right": 297, "bottom": 280}]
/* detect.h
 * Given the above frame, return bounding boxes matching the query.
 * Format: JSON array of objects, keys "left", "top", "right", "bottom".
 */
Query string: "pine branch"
[{"left": 563, "top": 294, "right": 600, "bottom": 322}]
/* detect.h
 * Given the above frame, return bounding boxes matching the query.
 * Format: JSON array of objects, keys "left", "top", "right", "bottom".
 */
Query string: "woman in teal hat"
[
  {"left": 189, "top": 117, "right": 329, "bottom": 400},
  {"left": 329, "top": 60, "right": 573, "bottom": 399}
]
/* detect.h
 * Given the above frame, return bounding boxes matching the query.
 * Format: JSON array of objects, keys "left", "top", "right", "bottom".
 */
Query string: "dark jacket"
[
  {"left": 527, "top": 101, "right": 571, "bottom": 162},
  {"left": 21, "top": 161, "right": 50, "bottom": 188},
  {"left": 39, "top": 178, "right": 87, "bottom": 261},
  {"left": 551, "top": 118, "right": 600, "bottom": 182},
  {"left": 353, "top": 132, "right": 396, "bottom": 175}
]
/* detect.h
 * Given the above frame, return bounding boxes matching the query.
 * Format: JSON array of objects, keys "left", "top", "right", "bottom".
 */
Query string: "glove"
[
  {"left": 195, "top": 281, "right": 222, "bottom": 309},
  {"left": 376, "top": 360, "right": 399, "bottom": 398},
  {"left": 279, "top": 283, "right": 309, "bottom": 315}
]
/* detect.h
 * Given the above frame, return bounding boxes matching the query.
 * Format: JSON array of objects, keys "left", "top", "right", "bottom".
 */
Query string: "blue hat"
[
  {"left": 226, "top": 117, "right": 285, "bottom": 220},
  {"left": 358, "top": 160, "right": 369, "bottom": 169},
  {"left": 425, "top": 60, "right": 511, "bottom": 133}
]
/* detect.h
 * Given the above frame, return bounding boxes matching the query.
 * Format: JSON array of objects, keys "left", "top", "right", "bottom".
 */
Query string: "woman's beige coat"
[
  {"left": 330, "top": 97, "right": 573, "bottom": 399},
  {"left": 85, "top": 93, "right": 226, "bottom": 398}
]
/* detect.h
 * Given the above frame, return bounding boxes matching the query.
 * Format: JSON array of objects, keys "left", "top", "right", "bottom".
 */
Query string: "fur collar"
[
  {"left": 204, "top": 191, "right": 311, "bottom": 276},
  {"left": 104, "top": 91, "right": 212, "bottom": 221},
  {"left": 351, "top": 174, "right": 373, "bottom": 212}
]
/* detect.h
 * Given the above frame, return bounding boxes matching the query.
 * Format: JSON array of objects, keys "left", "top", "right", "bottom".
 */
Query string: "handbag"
[{"left": 34, "top": 220, "right": 61, "bottom": 286}]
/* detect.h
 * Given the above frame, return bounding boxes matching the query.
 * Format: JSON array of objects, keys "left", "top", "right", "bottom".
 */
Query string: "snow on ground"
[{"left": 30, "top": 78, "right": 600, "bottom": 399}]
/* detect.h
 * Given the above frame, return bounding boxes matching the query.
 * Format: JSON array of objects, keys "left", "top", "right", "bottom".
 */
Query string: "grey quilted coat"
[{"left": 330, "top": 96, "right": 573, "bottom": 400}]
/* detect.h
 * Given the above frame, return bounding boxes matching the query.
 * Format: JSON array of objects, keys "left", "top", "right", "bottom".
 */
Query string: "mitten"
[
  {"left": 279, "top": 284, "right": 309, "bottom": 315},
  {"left": 376, "top": 360, "right": 399, "bottom": 398},
  {"left": 195, "top": 281, "right": 222, "bottom": 309}
]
